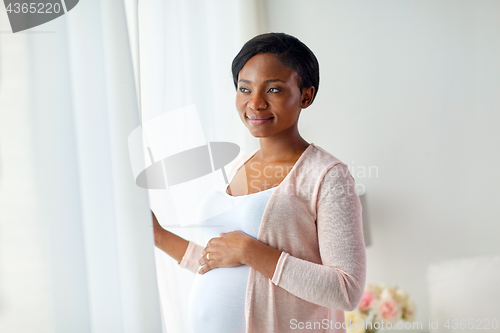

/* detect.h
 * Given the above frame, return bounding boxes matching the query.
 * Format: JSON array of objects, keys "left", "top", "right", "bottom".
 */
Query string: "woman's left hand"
[{"left": 197, "top": 230, "right": 253, "bottom": 274}]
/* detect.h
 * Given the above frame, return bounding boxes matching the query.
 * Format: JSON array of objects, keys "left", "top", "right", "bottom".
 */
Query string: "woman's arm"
[
  {"left": 152, "top": 210, "right": 205, "bottom": 273},
  {"left": 268, "top": 164, "right": 366, "bottom": 310},
  {"left": 151, "top": 210, "right": 189, "bottom": 263}
]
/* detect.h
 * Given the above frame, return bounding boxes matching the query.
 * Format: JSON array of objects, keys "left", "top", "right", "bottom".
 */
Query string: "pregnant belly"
[{"left": 189, "top": 265, "right": 250, "bottom": 333}]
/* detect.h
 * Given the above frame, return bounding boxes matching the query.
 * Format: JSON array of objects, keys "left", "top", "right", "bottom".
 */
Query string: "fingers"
[
  {"left": 198, "top": 237, "right": 218, "bottom": 266},
  {"left": 198, "top": 249, "right": 223, "bottom": 274},
  {"left": 198, "top": 258, "right": 218, "bottom": 274},
  {"left": 197, "top": 235, "right": 230, "bottom": 274},
  {"left": 198, "top": 250, "right": 212, "bottom": 266}
]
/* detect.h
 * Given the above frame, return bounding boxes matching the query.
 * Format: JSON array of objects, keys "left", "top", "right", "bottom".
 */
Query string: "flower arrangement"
[{"left": 345, "top": 284, "right": 416, "bottom": 333}]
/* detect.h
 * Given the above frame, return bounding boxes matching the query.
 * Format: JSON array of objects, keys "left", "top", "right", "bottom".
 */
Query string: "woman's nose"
[{"left": 247, "top": 92, "right": 268, "bottom": 110}]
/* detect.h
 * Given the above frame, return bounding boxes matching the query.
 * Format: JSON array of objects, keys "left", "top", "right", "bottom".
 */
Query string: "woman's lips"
[{"left": 247, "top": 116, "right": 273, "bottom": 125}]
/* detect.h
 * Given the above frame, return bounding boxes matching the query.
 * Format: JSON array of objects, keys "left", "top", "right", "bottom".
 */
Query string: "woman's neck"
[{"left": 256, "top": 127, "right": 310, "bottom": 163}]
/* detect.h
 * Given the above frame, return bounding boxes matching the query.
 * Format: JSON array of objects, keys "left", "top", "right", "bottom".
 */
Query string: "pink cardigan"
[{"left": 179, "top": 143, "right": 366, "bottom": 332}]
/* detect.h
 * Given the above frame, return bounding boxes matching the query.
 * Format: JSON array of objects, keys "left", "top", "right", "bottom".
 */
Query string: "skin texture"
[
  {"left": 152, "top": 210, "right": 188, "bottom": 264},
  {"left": 197, "top": 53, "right": 315, "bottom": 278}
]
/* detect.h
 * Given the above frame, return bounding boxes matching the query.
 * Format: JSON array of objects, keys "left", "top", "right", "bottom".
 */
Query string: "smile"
[
  {"left": 247, "top": 117, "right": 273, "bottom": 125},
  {"left": 246, "top": 114, "right": 274, "bottom": 125}
]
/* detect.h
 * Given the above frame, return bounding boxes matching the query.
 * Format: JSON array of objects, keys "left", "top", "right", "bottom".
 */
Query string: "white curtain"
[
  {"left": 0, "top": 1, "right": 162, "bottom": 332},
  {"left": 0, "top": 0, "right": 267, "bottom": 332},
  {"left": 137, "top": 0, "right": 266, "bottom": 332}
]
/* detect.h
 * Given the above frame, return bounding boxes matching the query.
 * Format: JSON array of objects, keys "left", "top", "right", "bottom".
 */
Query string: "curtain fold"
[
  {"left": 1, "top": 0, "right": 267, "bottom": 331},
  {"left": 1, "top": 0, "right": 162, "bottom": 332},
  {"left": 0, "top": 17, "right": 56, "bottom": 333}
]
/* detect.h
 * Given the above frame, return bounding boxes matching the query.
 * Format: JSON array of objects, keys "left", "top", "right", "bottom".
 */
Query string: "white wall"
[{"left": 265, "top": 0, "right": 500, "bottom": 323}]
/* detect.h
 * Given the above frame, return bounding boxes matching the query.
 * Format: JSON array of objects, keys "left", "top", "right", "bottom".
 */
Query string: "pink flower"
[
  {"left": 358, "top": 290, "right": 377, "bottom": 312},
  {"left": 377, "top": 298, "right": 401, "bottom": 323}
]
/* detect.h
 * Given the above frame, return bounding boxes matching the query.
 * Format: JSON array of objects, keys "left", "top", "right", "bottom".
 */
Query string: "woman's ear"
[{"left": 300, "top": 86, "right": 315, "bottom": 109}]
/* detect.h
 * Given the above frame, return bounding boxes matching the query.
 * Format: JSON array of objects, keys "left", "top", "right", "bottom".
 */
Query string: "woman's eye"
[
  {"left": 268, "top": 88, "right": 281, "bottom": 93},
  {"left": 239, "top": 87, "right": 249, "bottom": 93}
]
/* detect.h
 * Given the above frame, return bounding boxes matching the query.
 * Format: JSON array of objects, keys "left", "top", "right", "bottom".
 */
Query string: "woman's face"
[{"left": 235, "top": 53, "right": 314, "bottom": 138}]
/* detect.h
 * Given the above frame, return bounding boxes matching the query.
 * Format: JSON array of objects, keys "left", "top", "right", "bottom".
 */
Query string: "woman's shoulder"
[
  {"left": 301, "top": 143, "right": 348, "bottom": 171},
  {"left": 301, "top": 144, "right": 354, "bottom": 183},
  {"left": 308, "top": 143, "right": 343, "bottom": 163}
]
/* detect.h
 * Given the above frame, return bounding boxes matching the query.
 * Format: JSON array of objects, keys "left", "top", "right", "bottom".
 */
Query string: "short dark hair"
[{"left": 231, "top": 32, "right": 320, "bottom": 103}]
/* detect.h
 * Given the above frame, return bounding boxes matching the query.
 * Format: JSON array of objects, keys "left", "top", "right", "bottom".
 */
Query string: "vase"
[{"left": 364, "top": 313, "right": 379, "bottom": 333}]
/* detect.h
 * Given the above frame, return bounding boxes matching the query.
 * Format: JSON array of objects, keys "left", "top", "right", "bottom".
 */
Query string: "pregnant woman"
[{"left": 152, "top": 32, "right": 366, "bottom": 333}]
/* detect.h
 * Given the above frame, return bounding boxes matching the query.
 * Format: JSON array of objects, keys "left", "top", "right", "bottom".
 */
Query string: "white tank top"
[{"left": 188, "top": 186, "right": 276, "bottom": 333}]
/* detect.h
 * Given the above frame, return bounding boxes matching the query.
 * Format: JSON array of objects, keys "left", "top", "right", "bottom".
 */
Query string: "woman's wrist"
[
  {"left": 241, "top": 237, "right": 282, "bottom": 280},
  {"left": 239, "top": 236, "right": 255, "bottom": 265}
]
